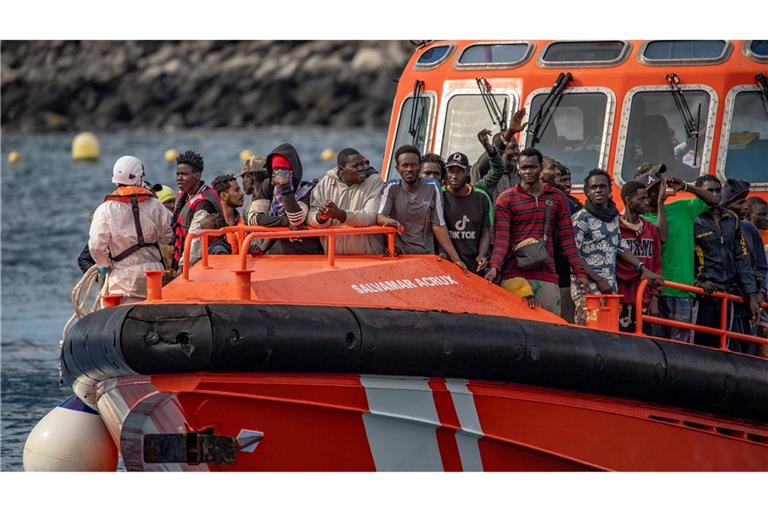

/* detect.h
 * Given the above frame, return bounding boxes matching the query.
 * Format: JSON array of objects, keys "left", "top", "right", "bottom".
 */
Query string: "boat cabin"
[{"left": 382, "top": 40, "right": 768, "bottom": 200}]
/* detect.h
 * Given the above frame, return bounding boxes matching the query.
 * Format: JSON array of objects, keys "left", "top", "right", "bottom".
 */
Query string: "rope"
[{"left": 61, "top": 265, "right": 109, "bottom": 342}]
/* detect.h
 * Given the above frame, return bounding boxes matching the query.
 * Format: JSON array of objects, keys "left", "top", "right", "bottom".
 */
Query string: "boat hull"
[{"left": 96, "top": 372, "right": 768, "bottom": 471}]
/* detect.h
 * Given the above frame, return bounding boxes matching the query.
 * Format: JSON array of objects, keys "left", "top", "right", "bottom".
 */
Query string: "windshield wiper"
[
  {"left": 666, "top": 73, "right": 701, "bottom": 167},
  {"left": 475, "top": 77, "right": 508, "bottom": 132},
  {"left": 756, "top": 73, "right": 768, "bottom": 103},
  {"left": 527, "top": 72, "right": 572, "bottom": 147},
  {"left": 408, "top": 80, "right": 426, "bottom": 145}
]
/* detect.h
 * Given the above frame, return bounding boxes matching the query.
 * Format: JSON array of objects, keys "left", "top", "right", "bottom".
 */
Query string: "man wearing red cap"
[{"left": 248, "top": 143, "right": 323, "bottom": 254}]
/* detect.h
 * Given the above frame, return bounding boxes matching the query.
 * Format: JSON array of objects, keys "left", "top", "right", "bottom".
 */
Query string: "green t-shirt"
[{"left": 643, "top": 198, "right": 710, "bottom": 298}]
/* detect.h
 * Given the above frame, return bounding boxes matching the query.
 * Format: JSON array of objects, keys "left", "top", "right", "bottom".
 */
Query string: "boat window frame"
[
  {"left": 520, "top": 86, "right": 616, "bottom": 191},
  {"left": 612, "top": 84, "right": 719, "bottom": 187},
  {"left": 744, "top": 40, "right": 768, "bottom": 63},
  {"left": 413, "top": 44, "right": 457, "bottom": 70},
  {"left": 637, "top": 40, "right": 732, "bottom": 66},
  {"left": 384, "top": 90, "right": 438, "bottom": 180},
  {"left": 453, "top": 41, "right": 535, "bottom": 70},
  {"left": 536, "top": 40, "right": 631, "bottom": 68},
  {"left": 716, "top": 84, "right": 768, "bottom": 190},
  {"left": 433, "top": 86, "right": 520, "bottom": 159}
]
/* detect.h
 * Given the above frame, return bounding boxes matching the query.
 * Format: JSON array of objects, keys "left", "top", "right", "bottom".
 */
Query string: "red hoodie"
[{"left": 616, "top": 217, "right": 662, "bottom": 305}]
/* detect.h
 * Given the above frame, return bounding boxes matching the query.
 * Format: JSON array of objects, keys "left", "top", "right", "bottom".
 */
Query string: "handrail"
[
  {"left": 635, "top": 279, "right": 768, "bottom": 353},
  {"left": 182, "top": 224, "right": 401, "bottom": 280}
]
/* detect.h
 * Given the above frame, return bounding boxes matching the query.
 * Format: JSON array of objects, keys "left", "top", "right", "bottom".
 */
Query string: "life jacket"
[
  {"left": 104, "top": 186, "right": 163, "bottom": 264},
  {"left": 171, "top": 184, "right": 222, "bottom": 269}
]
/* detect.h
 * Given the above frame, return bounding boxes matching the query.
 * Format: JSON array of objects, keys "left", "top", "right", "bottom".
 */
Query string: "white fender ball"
[{"left": 23, "top": 395, "right": 118, "bottom": 471}]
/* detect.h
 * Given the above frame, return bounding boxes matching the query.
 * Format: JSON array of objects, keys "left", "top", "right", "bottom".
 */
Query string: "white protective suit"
[{"left": 89, "top": 195, "right": 173, "bottom": 302}]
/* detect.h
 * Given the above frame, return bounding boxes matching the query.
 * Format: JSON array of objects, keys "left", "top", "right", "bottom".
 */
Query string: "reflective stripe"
[
  {"left": 445, "top": 379, "right": 484, "bottom": 471},
  {"left": 360, "top": 375, "right": 443, "bottom": 471}
]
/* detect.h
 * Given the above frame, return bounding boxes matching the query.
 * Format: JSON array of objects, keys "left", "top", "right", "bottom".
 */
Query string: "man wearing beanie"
[
  {"left": 170, "top": 150, "right": 223, "bottom": 270},
  {"left": 88, "top": 155, "right": 173, "bottom": 303}
]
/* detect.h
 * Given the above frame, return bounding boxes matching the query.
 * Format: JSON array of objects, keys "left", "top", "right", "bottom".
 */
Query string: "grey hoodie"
[{"left": 308, "top": 167, "right": 385, "bottom": 255}]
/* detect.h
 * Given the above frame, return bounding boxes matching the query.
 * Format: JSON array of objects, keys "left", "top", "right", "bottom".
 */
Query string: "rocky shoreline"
[{"left": 1, "top": 41, "right": 414, "bottom": 133}]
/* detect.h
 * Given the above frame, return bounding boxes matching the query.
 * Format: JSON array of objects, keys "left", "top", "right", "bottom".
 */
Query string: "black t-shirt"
[{"left": 442, "top": 187, "right": 492, "bottom": 274}]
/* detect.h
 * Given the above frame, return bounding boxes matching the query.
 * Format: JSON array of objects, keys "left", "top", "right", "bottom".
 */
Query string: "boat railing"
[
  {"left": 181, "top": 224, "right": 402, "bottom": 281},
  {"left": 635, "top": 278, "right": 768, "bottom": 355}
]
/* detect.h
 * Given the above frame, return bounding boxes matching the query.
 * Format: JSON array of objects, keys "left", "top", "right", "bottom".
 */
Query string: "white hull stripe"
[
  {"left": 445, "top": 378, "right": 484, "bottom": 471},
  {"left": 360, "top": 375, "right": 443, "bottom": 471}
]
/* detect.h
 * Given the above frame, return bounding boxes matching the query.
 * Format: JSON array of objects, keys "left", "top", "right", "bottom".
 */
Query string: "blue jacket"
[{"left": 693, "top": 206, "right": 756, "bottom": 295}]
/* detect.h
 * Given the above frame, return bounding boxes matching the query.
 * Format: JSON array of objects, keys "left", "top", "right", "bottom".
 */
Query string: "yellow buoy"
[
  {"left": 72, "top": 132, "right": 100, "bottom": 161},
  {"left": 321, "top": 148, "right": 335, "bottom": 161},
  {"left": 164, "top": 149, "right": 178, "bottom": 162},
  {"left": 239, "top": 149, "right": 254, "bottom": 161},
  {"left": 8, "top": 151, "right": 21, "bottom": 163}
]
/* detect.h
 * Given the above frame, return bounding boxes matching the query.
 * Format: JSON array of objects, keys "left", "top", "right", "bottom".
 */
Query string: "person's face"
[
  {"left": 446, "top": 165, "right": 469, "bottom": 191},
  {"left": 176, "top": 164, "right": 202, "bottom": 194},
  {"left": 586, "top": 175, "right": 611, "bottom": 207},
  {"left": 162, "top": 199, "right": 175, "bottom": 212},
  {"left": 627, "top": 187, "right": 650, "bottom": 215},
  {"left": 541, "top": 158, "right": 558, "bottom": 186},
  {"left": 557, "top": 173, "right": 572, "bottom": 193},
  {"left": 396, "top": 152, "right": 421, "bottom": 185},
  {"left": 503, "top": 139, "right": 519, "bottom": 166},
  {"left": 420, "top": 161, "right": 443, "bottom": 182},
  {"left": 339, "top": 153, "right": 367, "bottom": 186},
  {"left": 728, "top": 196, "right": 749, "bottom": 219},
  {"left": 700, "top": 180, "right": 722, "bottom": 205},
  {"left": 241, "top": 172, "right": 255, "bottom": 195},
  {"left": 517, "top": 155, "right": 542, "bottom": 185},
  {"left": 749, "top": 204, "right": 768, "bottom": 230},
  {"left": 222, "top": 180, "right": 244, "bottom": 208}
]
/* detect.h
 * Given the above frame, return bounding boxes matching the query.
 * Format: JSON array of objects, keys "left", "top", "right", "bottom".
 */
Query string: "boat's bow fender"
[
  {"left": 61, "top": 305, "right": 137, "bottom": 404},
  {"left": 121, "top": 304, "right": 212, "bottom": 374}
]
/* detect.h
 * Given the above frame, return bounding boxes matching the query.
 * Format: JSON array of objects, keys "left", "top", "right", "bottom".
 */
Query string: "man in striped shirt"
[{"left": 484, "top": 148, "right": 590, "bottom": 316}]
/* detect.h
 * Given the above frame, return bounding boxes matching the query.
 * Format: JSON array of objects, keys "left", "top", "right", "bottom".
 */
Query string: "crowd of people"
[{"left": 82, "top": 109, "right": 768, "bottom": 356}]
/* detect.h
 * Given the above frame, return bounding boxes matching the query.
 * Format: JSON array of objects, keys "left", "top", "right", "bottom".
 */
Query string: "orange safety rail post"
[
  {"left": 182, "top": 225, "right": 402, "bottom": 280},
  {"left": 635, "top": 279, "right": 768, "bottom": 354}
]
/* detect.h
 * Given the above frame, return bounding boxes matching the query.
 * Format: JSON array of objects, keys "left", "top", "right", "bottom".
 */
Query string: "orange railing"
[
  {"left": 635, "top": 279, "right": 768, "bottom": 353},
  {"left": 181, "top": 224, "right": 401, "bottom": 281}
]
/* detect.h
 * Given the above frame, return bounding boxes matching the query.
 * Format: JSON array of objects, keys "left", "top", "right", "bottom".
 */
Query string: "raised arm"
[{"left": 668, "top": 177, "right": 719, "bottom": 207}]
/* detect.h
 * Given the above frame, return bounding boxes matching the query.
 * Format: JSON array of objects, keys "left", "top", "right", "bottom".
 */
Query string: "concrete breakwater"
[{"left": 1, "top": 40, "right": 413, "bottom": 133}]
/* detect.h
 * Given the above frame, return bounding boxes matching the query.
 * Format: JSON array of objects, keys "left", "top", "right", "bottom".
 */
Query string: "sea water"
[{"left": 0, "top": 127, "right": 387, "bottom": 470}]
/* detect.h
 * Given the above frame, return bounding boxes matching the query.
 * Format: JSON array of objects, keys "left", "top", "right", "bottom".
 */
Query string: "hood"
[
  {"left": 266, "top": 143, "right": 303, "bottom": 189},
  {"left": 721, "top": 178, "right": 750, "bottom": 207}
]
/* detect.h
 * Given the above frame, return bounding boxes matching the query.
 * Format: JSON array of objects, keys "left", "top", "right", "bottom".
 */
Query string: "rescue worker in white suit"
[{"left": 89, "top": 155, "right": 173, "bottom": 304}]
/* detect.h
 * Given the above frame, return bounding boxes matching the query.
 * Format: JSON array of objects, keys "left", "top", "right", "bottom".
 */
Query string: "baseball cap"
[
  {"left": 634, "top": 163, "right": 667, "bottom": 189},
  {"left": 236, "top": 154, "right": 266, "bottom": 177},
  {"left": 445, "top": 152, "right": 469, "bottom": 169}
]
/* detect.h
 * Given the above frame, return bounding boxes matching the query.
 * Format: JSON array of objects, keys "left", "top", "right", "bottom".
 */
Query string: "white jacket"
[
  {"left": 308, "top": 168, "right": 384, "bottom": 255},
  {"left": 89, "top": 196, "right": 173, "bottom": 300}
]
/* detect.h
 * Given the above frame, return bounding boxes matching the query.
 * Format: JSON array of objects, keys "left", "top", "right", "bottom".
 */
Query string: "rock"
[
  {"left": 1, "top": 41, "right": 412, "bottom": 132},
  {"left": 350, "top": 48, "right": 385, "bottom": 72}
]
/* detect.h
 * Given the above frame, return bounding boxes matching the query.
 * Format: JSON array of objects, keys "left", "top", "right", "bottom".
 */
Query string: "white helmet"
[{"left": 112, "top": 155, "right": 145, "bottom": 186}]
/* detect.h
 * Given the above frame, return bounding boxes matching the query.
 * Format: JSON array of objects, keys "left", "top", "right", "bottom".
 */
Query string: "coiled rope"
[{"left": 60, "top": 265, "right": 109, "bottom": 343}]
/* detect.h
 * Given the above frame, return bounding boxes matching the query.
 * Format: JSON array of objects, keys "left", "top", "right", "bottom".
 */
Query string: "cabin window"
[
  {"left": 619, "top": 90, "right": 711, "bottom": 183},
  {"left": 415, "top": 45, "right": 453, "bottom": 68},
  {"left": 746, "top": 40, "right": 768, "bottom": 61},
  {"left": 722, "top": 91, "right": 768, "bottom": 183},
  {"left": 457, "top": 43, "right": 530, "bottom": 66},
  {"left": 525, "top": 92, "right": 608, "bottom": 185},
  {"left": 642, "top": 40, "right": 729, "bottom": 63},
  {"left": 388, "top": 95, "right": 434, "bottom": 175},
  {"left": 440, "top": 93, "right": 512, "bottom": 165},
  {"left": 541, "top": 41, "right": 627, "bottom": 65}
]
